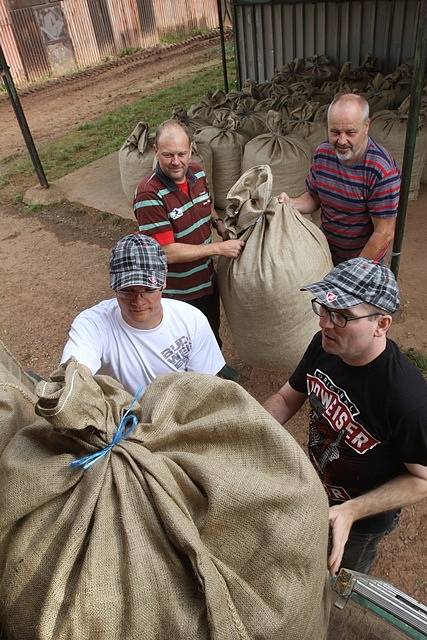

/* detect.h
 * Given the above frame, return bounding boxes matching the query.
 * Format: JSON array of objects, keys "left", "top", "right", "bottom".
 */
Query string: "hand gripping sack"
[
  {"left": 118, "top": 121, "right": 155, "bottom": 202},
  {"left": 0, "top": 353, "right": 330, "bottom": 640},
  {"left": 242, "top": 111, "right": 312, "bottom": 197},
  {"left": 217, "top": 165, "right": 333, "bottom": 371}
]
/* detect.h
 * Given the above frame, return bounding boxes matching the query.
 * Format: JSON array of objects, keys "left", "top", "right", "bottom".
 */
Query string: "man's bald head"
[
  {"left": 327, "top": 93, "right": 370, "bottom": 124},
  {"left": 154, "top": 120, "right": 192, "bottom": 147}
]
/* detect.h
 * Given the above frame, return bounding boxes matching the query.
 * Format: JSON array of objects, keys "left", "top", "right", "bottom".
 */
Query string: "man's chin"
[{"left": 335, "top": 150, "right": 353, "bottom": 162}]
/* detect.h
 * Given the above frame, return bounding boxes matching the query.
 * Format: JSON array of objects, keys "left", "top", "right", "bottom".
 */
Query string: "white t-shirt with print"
[{"left": 61, "top": 298, "right": 225, "bottom": 395}]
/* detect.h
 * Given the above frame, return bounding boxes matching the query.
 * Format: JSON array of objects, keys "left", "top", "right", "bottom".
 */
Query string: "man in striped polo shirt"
[
  {"left": 133, "top": 120, "right": 244, "bottom": 380},
  {"left": 279, "top": 94, "right": 400, "bottom": 265}
]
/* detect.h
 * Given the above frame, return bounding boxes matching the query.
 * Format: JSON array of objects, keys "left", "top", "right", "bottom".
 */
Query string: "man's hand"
[
  {"left": 278, "top": 192, "right": 292, "bottom": 205},
  {"left": 217, "top": 239, "right": 245, "bottom": 258},
  {"left": 216, "top": 219, "right": 231, "bottom": 241},
  {"left": 328, "top": 502, "right": 356, "bottom": 576}
]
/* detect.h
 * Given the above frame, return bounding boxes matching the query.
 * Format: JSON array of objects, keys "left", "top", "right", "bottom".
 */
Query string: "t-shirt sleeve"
[
  {"left": 60, "top": 312, "right": 104, "bottom": 374},
  {"left": 289, "top": 332, "right": 322, "bottom": 393},
  {"left": 305, "top": 158, "right": 318, "bottom": 197},
  {"left": 393, "top": 403, "right": 427, "bottom": 467},
  {"left": 133, "top": 188, "right": 174, "bottom": 241},
  {"left": 368, "top": 166, "right": 401, "bottom": 218},
  {"left": 186, "top": 313, "right": 225, "bottom": 375}
]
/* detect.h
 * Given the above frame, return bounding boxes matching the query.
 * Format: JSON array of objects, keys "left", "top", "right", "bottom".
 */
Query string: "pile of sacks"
[
  {"left": 0, "top": 341, "right": 330, "bottom": 640},
  {"left": 119, "top": 53, "right": 426, "bottom": 205}
]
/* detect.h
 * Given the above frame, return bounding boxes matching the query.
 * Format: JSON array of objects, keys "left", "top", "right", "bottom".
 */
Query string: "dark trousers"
[
  {"left": 186, "top": 286, "right": 222, "bottom": 349},
  {"left": 339, "top": 514, "right": 400, "bottom": 574}
]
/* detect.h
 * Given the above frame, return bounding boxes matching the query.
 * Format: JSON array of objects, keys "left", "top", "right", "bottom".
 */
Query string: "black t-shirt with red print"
[{"left": 289, "top": 332, "right": 427, "bottom": 533}]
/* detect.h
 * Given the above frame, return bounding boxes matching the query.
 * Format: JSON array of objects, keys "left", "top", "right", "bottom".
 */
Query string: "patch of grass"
[
  {"left": 24, "top": 203, "right": 43, "bottom": 213},
  {"left": 160, "top": 27, "right": 210, "bottom": 45},
  {"left": 76, "top": 122, "right": 95, "bottom": 132},
  {"left": 405, "top": 348, "right": 427, "bottom": 378},
  {"left": 118, "top": 46, "right": 140, "bottom": 58},
  {"left": 13, "top": 192, "right": 23, "bottom": 204}
]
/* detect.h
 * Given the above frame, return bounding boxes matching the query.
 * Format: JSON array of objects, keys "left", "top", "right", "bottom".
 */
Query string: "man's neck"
[{"left": 341, "top": 337, "right": 387, "bottom": 367}]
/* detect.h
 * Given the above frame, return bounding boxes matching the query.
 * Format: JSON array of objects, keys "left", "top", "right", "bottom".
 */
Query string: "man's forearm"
[
  {"left": 289, "top": 191, "right": 320, "bottom": 214},
  {"left": 262, "top": 393, "right": 289, "bottom": 425},
  {"left": 344, "top": 472, "right": 427, "bottom": 522},
  {"left": 359, "top": 230, "right": 393, "bottom": 261},
  {"left": 163, "top": 242, "right": 217, "bottom": 264}
]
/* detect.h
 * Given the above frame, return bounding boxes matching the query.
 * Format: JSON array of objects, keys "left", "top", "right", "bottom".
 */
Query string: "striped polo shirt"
[
  {"left": 133, "top": 163, "right": 214, "bottom": 301},
  {"left": 306, "top": 138, "right": 400, "bottom": 264}
]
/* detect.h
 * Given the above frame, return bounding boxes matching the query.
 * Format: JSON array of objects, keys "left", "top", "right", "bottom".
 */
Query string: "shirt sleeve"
[
  {"left": 368, "top": 167, "right": 401, "bottom": 218},
  {"left": 186, "top": 313, "right": 225, "bottom": 375},
  {"left": 395, "top": 404, "right": 427, "bottom": 466},
  {"left": 305, "top": 159, "right": 318, "bottom": 197},
  {"left": 133, "top": 188, "right": 173, "bottom": 239},
  {"left": 60, "top": 311, "right": 104, "bottom": 374}
]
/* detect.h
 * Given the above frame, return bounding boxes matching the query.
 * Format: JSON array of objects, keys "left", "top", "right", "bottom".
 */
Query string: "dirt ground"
[{"left": 0, "top": 40, "right": 426, "bottom": 607}]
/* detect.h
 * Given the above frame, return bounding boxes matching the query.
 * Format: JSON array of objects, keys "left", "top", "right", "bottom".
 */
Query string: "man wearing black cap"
[
  {"left": 263, "top": 257, "right": 427, "bottom": 575},
  {"left": 61, "top": 234, "right": 225, "bottom": 395}
]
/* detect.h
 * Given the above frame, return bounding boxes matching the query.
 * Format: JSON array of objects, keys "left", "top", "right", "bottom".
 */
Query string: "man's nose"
[
  {"left": 319, "top": 312, "right": 333, "bottom": 329},
  {"left": 337, "top": 133, "right": 347, "bottom": 145}
]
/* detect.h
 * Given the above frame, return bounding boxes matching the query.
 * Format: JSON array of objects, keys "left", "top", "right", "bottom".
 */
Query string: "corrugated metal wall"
[
  {"left": 233, "top": 0, "right": 421, "bottom": 84},
  {"left": 0, "top": 0, "right": 25, "bottom": 84},
  {"left": 0, "top": 0, "right": 219, "bottom": 86}
]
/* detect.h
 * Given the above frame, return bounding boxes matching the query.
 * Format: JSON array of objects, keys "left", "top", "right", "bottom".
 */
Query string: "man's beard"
[{"left": 335, "top": 146, "right": 353, "bottom": 161}]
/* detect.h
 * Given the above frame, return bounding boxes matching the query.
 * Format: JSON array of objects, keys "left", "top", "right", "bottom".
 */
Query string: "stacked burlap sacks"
[
  {"left": 370, "top": 97, "right": 427, "bottom": 200},
  {"left": 118, "top": 121, "right": 155, "bottom": 203},
  {"left": 0, "top": 347, "right": 330, "bottom": 640},
  {"left": 217, "top": 165, "right": 333, "bottom": 371},
  {"left": 242, "top": 111, "right": 312, "bottom": 198}
]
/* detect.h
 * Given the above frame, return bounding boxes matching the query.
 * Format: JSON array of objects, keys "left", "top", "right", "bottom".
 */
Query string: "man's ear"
[
  {"left": 374, "top": 314, "right": 392, "bottom": 336},
  {"left": 153, "top": 144, "right": 158, "bottom": 154}
]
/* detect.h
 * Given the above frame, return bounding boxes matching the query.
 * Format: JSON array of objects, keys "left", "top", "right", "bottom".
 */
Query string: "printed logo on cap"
[
  {"left": 326, "top": 292, "right": 337, "bottom": 302},
  {"left": 148, "top": 275, "right": 158, "bottom": 285}
]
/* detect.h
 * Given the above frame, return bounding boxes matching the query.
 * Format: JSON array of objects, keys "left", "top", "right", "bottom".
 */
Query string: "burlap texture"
[
  {"left": 118, "top": 121, "right": 155, "bottom": 202},
  {"left": 0, "top": 349, "right": 330, "bottom": 640},
  {"left": 370, "top": 104, "right": 427, "bottom": 200},
  {"left": 188, "top": 89, "right": 227, "bottom": 126},
  {"left": 284, "top": 103, "right": 327, "bottom": 154},
  {"left": 194, "top": 114, "right": 248, "bottom": 210},
  {"left": 242, "top": 111, "right": 311, "bottom": 197},
  {"left": 217, "top": 165, "right": 333, "bottom": 370}
]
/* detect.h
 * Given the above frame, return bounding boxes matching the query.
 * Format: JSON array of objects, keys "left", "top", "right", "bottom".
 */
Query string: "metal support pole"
[
  {"left": 217, "top": 0, "right": 229, "bottom": 93},
  {"left": 390, "top": 0, "right": 427, "bottom": 278},
  {"left": 232, "top": 0, "right": 241, "bottom": 90},
  {"left": 0, "top": 43, "right": 49, "bottom": 189}
]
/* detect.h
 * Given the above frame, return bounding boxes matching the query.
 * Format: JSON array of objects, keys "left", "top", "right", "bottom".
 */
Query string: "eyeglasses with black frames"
[{"left": 311, "top": 298, "right": 383, "bottom": 328}]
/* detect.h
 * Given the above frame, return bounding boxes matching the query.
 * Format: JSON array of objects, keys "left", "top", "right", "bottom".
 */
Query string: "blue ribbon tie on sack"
[{"left": 69, "top": 386, "right": 143, "bottom": 471}]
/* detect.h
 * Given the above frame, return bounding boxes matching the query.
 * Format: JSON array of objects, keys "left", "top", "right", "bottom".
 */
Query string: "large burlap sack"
[
  {"left": 118, "top": 121, "right": 155, "bottom": 202},
  {"left": 0, "top": 348, "right": 330, "bottom": 640},
  {"left": 370, "top": 100, "right": 427, "bottom": 200},
  {"left": 242, "top": 111, "right": 312, "bottom": 197},
  {"left": 301, "top": 54, "right": 338, "bottom": 86},
  {"left": 284, "top": 103, "right": 327, "bottom": 154},
  {"left": 194, "top": 113, "right": 248, "bottom": 210},
  {"left": 217, "top": 165, "right": 333, "bottom": 370}
]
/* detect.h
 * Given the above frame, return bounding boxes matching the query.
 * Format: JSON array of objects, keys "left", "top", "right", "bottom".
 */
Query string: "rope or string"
[{"left": 69, "top": 386, "right": 143, "bottom": 471}]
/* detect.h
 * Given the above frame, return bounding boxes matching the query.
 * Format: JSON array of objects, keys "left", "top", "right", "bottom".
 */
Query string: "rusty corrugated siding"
[
  {"left": 154, "top": 0, "right": 218, "bottom": 36},
  {"left": 0, "top": 0, "right": 26, "bottom": 84},
  {"left": 233, "top": 0, "right": 421, "bottom": 84},
  {"left": 8, "top": 6, "right": 50, "bottom": 83},
  {"left": 61, "top": 0, "right": 100, "bottom": 68},
  {"left": 1, "top": 0, "right": 220, "bottom": 86}
]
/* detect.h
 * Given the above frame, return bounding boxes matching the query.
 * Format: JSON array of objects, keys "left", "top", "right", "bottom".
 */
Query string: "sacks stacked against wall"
[
  {"left": 119, "top": 54, "right": 424, "bottom": 206},
  {"left": 0, "top": 344, "right": 330, "bottom": 640},
  {"left": 217, "top": 165, "right": 333, "bottom": 371}
]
